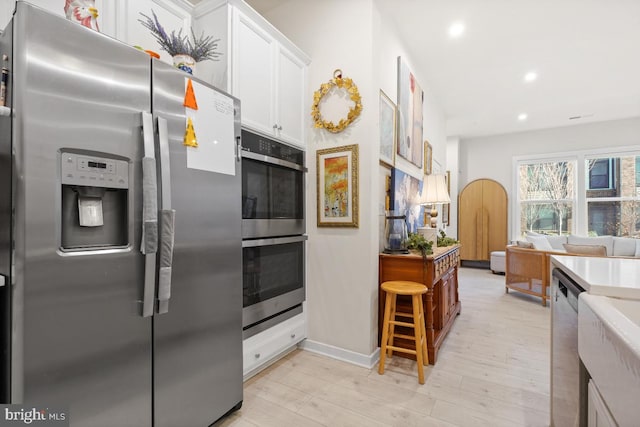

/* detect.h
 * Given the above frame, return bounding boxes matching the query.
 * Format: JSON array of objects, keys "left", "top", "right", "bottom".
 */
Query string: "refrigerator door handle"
[
  {"left": 236, "top": 136, "right": 241, "bottom": 162},
  {"left": 141, "top": 111, "right": 158, "bottom": 318},
  {"left": 156, "top": 117, "right": 174, "bottom": 314}
]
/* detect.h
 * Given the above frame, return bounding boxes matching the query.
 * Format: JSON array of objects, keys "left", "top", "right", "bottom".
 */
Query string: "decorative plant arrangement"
[
  {"left": 437, "top": 230, "right": 459, "bottom": 247},
  {"left": 139, "top": 10, "right": 221, "bottom": 73},
  {"left": 406, "top": 232, "right": 433, "bottom": 259}
]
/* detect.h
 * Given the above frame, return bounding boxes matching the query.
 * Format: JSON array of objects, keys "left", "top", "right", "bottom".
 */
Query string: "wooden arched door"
[{"left": 458, "top": 179, "right": 508, "bottom": 262}]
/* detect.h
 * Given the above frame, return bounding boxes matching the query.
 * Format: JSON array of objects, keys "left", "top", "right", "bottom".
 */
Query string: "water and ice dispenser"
[{"left": 60, "top": 151, "right": 129, "bottom": 250}]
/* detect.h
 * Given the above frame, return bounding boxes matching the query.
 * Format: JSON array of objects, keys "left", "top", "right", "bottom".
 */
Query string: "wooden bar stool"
[{"left": 378, "top": 280, "right": 429, "bottom": 384}]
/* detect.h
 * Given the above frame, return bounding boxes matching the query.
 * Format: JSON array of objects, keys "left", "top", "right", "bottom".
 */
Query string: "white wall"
[
  {"left": 458, "top": 117, "right": 640, "bottom": 238},
  {"left": 446, "top": 136, "right": 460, "bottom": 239},
  {"left": 260, "top": 0, "right": 379, "bottom": 359},
  {"left": 260, "top": 0, "right": 448, "bottom": 361}
]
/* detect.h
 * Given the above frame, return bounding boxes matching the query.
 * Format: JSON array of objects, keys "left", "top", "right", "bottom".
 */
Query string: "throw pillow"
[
  {"left": 546, "top": 235, "right": 568, "bottom": 250},
  {"left": 567, "top": 235, "right": 613, "bottom": 257},
  {"left": 525, "top": 234, "right": 554, "bottom": 251},
  {"left": 563, "top": 243, "right": 607, "bottom": 256},
  {"left": 613, "top": 237, "right": 636, "bottom": 257},
  {"left": 516, "top": 240, "right": 534, "bottom": 249}
]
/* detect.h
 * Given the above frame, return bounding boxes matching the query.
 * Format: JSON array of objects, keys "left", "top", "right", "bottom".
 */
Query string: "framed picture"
[
  {"left": 317, "top": 144, "right": 359, "bottom": 227},
  {"left": 443, "top": 170, "right": 451, "bottom": 226},
  {"left": 424, "top": 141, "right": 433, "bottom": 175},
  {"left": 379, "top": 90, "right": 396, "bottom": 167},
  {"left": 390, "top": 167, "right": 425, "bottom": 233},
  {"left": 396, "top": 56, "right": 424, "bottom": 168}
]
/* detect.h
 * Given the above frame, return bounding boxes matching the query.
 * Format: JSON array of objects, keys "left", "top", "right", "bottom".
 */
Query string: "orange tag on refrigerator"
[
  {"left": 184, "top": 79, "right": 199, "bottom": 110},
  {"left": 183, "top": 117, "right": 198, "bottom": 147}
]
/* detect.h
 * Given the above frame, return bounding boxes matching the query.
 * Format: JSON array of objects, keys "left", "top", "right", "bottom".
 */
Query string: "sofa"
[{"left": 505, "top": 234, "right": 640, "bottom": 306}]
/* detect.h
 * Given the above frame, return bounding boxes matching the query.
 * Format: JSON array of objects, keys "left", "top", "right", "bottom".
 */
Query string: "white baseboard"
[{"left": 300, "top": 339, "right": 380, "bottom": 369}]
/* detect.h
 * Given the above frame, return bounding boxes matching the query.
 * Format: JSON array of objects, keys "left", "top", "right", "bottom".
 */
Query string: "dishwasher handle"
[{"left": 552, "top": 268, "right": 584, "bottom": 313}]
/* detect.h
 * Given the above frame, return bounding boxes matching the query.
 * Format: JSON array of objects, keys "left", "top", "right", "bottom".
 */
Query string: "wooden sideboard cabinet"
[{"left": 379, "top": 245, "right": 461, "bottom": 364}]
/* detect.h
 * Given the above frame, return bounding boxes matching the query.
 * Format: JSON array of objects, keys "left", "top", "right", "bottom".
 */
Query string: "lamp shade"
[{"left": 419, "top": 174, "right": 451, "bottom": 205}]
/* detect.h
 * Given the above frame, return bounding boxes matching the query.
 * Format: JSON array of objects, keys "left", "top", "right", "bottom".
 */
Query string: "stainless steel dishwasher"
[{"left": 551, "top": 268, "right": 589, "bottom": 427}]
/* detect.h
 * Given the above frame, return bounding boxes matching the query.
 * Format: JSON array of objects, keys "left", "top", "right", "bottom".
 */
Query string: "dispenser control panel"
[{"left": 61, "top": 152, "right": 129, "bottom": 189}]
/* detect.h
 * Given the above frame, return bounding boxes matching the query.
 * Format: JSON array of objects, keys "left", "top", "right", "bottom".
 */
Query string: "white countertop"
[{"left": 551, "top": 255, "right": 640, "bottom": 299}]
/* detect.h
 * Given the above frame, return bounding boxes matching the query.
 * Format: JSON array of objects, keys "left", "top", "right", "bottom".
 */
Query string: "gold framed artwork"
[
  {"left": 379, "top": 90, "right": 396, "bottom": 168},
  {"left": 317, "top": 144, "right": 359, "bottom": 227},
  {"left": 424, "top": 141, "right": 433, "bottom": 175}
]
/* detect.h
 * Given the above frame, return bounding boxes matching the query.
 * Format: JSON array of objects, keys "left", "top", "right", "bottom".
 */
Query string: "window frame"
[
  {"left": 514, "top": 155, "right": 577, "bottom": 237},
  {"left": 512, "top": 145, "right": 640, "bottom": 239}
]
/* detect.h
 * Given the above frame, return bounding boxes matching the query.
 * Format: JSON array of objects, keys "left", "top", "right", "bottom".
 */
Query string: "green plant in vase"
[{"left": 406, "top": 232, "right": 433, "bottom": 259}]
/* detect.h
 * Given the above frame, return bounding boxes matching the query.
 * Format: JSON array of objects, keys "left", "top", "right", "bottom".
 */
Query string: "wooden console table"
[{"left": 379, "top": 245, "right": 461, "bottom": 365}]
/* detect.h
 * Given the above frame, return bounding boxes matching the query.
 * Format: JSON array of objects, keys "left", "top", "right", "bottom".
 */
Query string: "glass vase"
[{"left": 383, "top": 212, "right": 409, "bottom": 254}]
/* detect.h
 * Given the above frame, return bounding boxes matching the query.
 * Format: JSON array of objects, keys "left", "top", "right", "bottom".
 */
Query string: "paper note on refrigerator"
[{"left": 185, "top": 78, "right": 236, "bottom": 175}]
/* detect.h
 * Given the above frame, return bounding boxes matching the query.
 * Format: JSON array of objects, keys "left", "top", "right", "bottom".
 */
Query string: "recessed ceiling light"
[
  {"left": 449, "top": 21, "right": 465, "bottom": 38},
  {"left": 524, "top": 72, "right": 537, "bottom": 82},
  {"left": 518, "top": 113, "right": 528, "bottom": 121}
]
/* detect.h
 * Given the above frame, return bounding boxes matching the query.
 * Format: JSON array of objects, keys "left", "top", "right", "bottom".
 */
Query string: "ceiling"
[{"left": 203, "top": 0, "right": 640, "bottom": 139}]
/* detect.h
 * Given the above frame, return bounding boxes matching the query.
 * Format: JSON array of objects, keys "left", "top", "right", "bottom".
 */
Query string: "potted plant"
[
  {"left": 139, "top": 10, "right": 221, "bottom": 74},
  {"left": 406, "top": 232, "right": 433, "bottom": 260},
  {"left": 437, "top": 230, "right": 459, "bottom": 247}
]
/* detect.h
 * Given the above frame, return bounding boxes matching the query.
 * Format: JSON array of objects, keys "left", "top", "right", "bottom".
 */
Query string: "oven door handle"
[
  {"left": 241, "top": 150, "right": 307, "bottom": 172},
  {"left": 242, "top": 235, "right": 308, "bottom": 248}
]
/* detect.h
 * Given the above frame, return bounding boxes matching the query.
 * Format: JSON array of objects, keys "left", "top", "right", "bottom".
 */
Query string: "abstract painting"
[
  {"left": 390, "top": 168, "right": 425, "bottom": 233},
  {"left": 396, "top": 57, "right": 424, "bottom": 168},
  {"left": 317, "top": 144, "right": 359, "bottom": 227}
]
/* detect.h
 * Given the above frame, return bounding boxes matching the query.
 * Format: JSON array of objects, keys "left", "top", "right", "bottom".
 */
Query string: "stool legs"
[
  {"left": 418, "top": 295, "right": 429, "bottom": 367},
  {"left": 412, "top": 294, "right": 425, "bottom": 384},
  {"left": 378, "top": 292, "right": 393, "bottom": 375},
  {"left": 378, "top": 292, "right": 429, "bottom": 384},
  {"left": 387, "top": 294, "right": 396, "bottom": 357}
]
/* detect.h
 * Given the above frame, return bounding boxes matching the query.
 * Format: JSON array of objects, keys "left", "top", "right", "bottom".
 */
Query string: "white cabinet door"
[
  {"left": 276, "top": 44, "right": 306, "bottom": 146},
  {"left": 588, "top": 380, "right": 617, "bottom": 427},
  {"left": 233, "top": 9, "right": 275, "bottom": 137}
]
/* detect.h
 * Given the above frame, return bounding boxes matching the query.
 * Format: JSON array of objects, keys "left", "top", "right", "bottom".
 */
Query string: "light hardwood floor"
[{"left": 216, "top": 267, "right": 551, "bottom": 427}]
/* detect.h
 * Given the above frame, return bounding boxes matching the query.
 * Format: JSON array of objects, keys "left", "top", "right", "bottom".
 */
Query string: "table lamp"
[{"left": 418, "top": 174, "right": 451, "bottom": 246}]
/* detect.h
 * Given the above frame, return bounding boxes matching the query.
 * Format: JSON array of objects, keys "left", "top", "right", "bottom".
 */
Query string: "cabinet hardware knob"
[
  {"left": 272, "top": 124, "right": 278, "bottom": 129},
  {"left": 291, "top": 333, "right": 296, "bottom": 339},
  {"left": 254, "top": 353, "right": 260, "bottom": 359},
  {"left": 278, "top": 125, "right": 283, "bottom": 131}
]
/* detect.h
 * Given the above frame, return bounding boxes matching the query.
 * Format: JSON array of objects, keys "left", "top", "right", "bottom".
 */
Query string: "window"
[
  {"left": 518, "top": 160, "right": 575, "bottom": 236},
  {"left": 586, "top": 155, "right": 640, "bottom": 237},
  {"left": 516, "top": 150, "right": 640, "bottom": 238},
  {"left": 588, "top": 158, "right": 614, "bottom": 190}
]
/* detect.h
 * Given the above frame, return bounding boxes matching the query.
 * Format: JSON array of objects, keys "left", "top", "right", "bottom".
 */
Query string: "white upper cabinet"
[
  {"left": 194, "top": 1, "right": 310, "bottom": 148},
  {"left": 275, "top": 43, "right": 306, "bottom": 147},
  {"left": 231, "top": 6, "right": 308, "bottom": 147},
  {"left": 233, "top": 10, "right": 276, "bottom": 138},
  {"left": 2, "top": 0, "right": 309, "bottom": 146}
]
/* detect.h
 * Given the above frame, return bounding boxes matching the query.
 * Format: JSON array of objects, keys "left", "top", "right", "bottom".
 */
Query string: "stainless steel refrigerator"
[{"left": 0, "top": 2, "right": 243, "bottom": 426}]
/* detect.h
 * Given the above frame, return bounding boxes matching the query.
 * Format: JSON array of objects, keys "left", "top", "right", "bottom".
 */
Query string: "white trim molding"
[{"left": 300, "top": 340, "right": 381, "bottom": 370}]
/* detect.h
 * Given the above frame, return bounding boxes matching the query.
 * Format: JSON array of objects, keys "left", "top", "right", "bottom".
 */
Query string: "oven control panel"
[{"left": 241, "top": 129, "right": 304, "bottom": 165}]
